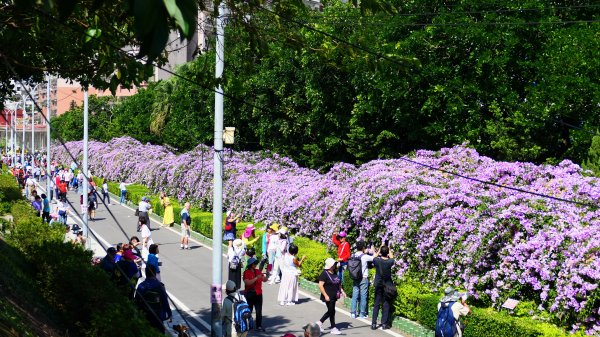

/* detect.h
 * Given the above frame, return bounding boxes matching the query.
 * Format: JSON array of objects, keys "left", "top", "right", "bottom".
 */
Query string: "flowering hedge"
[{"left": 53, "top": 137, "right": 600, "bottom": 334}]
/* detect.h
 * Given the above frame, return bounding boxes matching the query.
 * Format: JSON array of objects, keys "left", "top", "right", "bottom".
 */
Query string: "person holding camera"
[
  {"left": 371, "top": 245, "right": 395, "bottom": 330},
  {"left": 436, "top": 287, "right": 471, "bottom": 337}
]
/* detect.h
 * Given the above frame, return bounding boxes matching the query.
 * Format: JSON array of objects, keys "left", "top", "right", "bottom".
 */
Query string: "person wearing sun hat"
[
  {"left": 437, "top": 287, "right": 471, "bottom": 337},
  {"left": 137, "top": 196, "right": 152, "bottom": 230},
  {"left": 270, "top": 226, "right": 289, "bottom": 284},
  {"left": 243, "top": 257, "right": 266, "bottom": 332},
  {"left": 316, "top": 257, "right": 345, "bottom": 335},
  {"left": 228, "top": 238, "right": 247, "bottom": 289},
  {"left": 242, "top": 223, "right": 260, "bottom": 247},
  {"left": 332, "top": 230, "right": 351, "bottom": 281},
  {"left": 263, "top": 223, "right": 279, "bottom": 279},
  {"left": 224, "top": 210, "right": 241, "bottom": 247}
]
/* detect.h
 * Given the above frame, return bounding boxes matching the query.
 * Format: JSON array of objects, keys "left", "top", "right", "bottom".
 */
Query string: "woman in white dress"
[{"left": 277, "top": 244, "right": 306, "bottom": 305}]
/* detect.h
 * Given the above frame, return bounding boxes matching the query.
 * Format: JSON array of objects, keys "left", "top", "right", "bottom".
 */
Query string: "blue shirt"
[
  {"left": 147, "top": 253, "right": 160, "bottom": 273},
  {"left": 43, "top": 198, "right": 50, "bottom": 212},
  {"left": 181, "top": 209, "right": 191, "bottom": 226}
]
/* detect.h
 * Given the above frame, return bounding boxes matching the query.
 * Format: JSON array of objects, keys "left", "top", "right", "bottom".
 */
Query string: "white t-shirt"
[
  {"left": 119, "top": 182, "right": 126, "bottom": 191},
  {"left": 141, "top": 224, "right": 152, "bottom": 243},
  {"left": 354, "top": 251, "right": 375, "bottom": 279},
  {"left": 25, "top": 177, "right": 35, "bottom": 186},
  {"left": 102, "top": 182, "right": 108, "bottom": 193}
]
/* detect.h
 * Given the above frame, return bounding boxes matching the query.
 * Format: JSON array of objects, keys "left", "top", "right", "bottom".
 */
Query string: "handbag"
[{"left": 325, "top": 270, "right": 342, "bottom": 299}]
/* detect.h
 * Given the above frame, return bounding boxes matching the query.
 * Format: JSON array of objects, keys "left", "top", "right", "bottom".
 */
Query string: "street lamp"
[{"left": 31, "top": 100, "right": 35, "bottom": 163}]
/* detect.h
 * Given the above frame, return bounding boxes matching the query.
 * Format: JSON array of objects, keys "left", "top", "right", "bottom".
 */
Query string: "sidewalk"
[{"left": 60, "top": 186, "right": 407, "bottom": 337}]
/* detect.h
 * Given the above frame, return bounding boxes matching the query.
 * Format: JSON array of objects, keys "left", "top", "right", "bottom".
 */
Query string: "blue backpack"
[
  {"left": 435, "top": 301, "right": 458, "bottom": 337},
  {"left": 228, "top": 295, "right": 254, "bottom": 333}
]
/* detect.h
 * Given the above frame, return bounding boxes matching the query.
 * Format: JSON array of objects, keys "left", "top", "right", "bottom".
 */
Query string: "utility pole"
[
  {"left": 211, "top": 3, "right": 227, "bottom": 336},
  {"left": 11, "top": 105, "right": 15, "bottom": 166},
  {"left": 46, "top": 74, "right": 51, "bottom": 194},
  {"left": 30, "top": 100, "right": 34, "bottom": 161},
  {"left": 21, "top": 95, "right": 25, "bottom": 164},
  {"left": 83, "top": 90, "right": 89, "bottom": 242}
]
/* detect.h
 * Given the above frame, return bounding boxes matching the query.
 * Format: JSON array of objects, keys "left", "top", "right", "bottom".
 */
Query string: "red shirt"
[
  {"left": 243, "top": 268, "right": 264, "bottom": 295},
  {"left": 332, "top": 234, "right": 351, "bottom": 262}
]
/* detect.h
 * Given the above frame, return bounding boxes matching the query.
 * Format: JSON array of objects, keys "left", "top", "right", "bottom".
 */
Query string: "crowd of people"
[{"left": 4, "top": 154, "right": 471, "bottom": 337}]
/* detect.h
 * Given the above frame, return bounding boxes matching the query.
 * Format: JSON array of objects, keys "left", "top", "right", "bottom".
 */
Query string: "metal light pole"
[
  {"left": 30, "top": 100, "right": 34, "bottom": 162},
  {"left": 4, "top": 110, "right": 7, "bottom": 155},
  {"left": 46, "top": 74, "right": 51, "bottom": 195},
  {"left": 211, "top": 3, "right": 226, "bottom": 336},
  {"left": 83, "top": 90, "right": 89, "bottom": 241},
  {"left": 11, "top": 105, "right": 15, "bottom": 165},
  {"left": 21, "top": 95, "right": 25, "bottom": 164}
]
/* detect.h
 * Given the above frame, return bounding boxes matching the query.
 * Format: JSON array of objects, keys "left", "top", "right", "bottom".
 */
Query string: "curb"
[{"left": 112, "top": 190, "right": 434, "bottom": 337}]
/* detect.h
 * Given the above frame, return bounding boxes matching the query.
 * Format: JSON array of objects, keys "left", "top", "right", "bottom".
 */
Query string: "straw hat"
[
  {"left": 278, "top": 226, "right": 288, "bottom": 235},
  {"left": 269, "top": 223, "right": 279, "bottom": 231}
]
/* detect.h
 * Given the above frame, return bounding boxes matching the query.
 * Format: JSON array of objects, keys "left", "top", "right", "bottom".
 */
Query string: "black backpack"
[{"left": 347, "top": 255, "right": 363, "bottom": 281}]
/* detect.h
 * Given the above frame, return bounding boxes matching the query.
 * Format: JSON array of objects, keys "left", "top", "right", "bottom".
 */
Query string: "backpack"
[
  {"left": 347, "top": 255, "right": 363, "bottom": 281},
  {"left": 435, "top": 301, "right": 458, "bottom": 337},
  {"left": 228, "top": 295, "right": 254, "bottom": 333},
  {"left": 229, "top": 255, "right": 241, "bottom": 270}
]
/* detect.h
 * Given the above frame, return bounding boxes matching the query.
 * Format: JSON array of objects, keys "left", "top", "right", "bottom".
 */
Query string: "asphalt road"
[{"left": 58, "top": 187, "right": 404, "bottom": 337}]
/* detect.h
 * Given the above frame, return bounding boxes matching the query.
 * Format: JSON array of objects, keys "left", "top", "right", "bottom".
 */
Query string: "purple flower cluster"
[{"left": 53, "top": 137, "right": 600, "bottom": 334}]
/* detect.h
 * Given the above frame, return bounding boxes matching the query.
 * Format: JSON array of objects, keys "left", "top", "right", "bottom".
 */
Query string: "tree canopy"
[{"left": 51, "top": 0, "right": 600, "bottom": 170}]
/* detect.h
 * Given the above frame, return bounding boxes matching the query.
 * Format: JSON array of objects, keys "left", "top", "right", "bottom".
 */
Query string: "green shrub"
[
  {"left": 0, "top": 174, "right": 22, "bottom": 214},
  {"left": 293, "top": 236, "right": 333, "bottom": 282},
  {"left": 2, "top": 178, "right": 163, "bottom": 337}
]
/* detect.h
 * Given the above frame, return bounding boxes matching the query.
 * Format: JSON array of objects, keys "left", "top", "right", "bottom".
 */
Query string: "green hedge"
[
  {"left": 3, "top": 180, "right": 162, "bottom": 336},
  {"left": 293, "top": 236, "right": 335, "bottom": 282},
  {"left": 0, "top": 173, "right": 22, "bottom": 214},
  {"left": 94, "top": 178, "right": 579, "bottom": 337}
]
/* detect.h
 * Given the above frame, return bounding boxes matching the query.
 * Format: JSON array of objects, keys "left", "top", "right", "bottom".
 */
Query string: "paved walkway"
[{"left": 55, "top": 185, "right": 405, "bottom": 337}]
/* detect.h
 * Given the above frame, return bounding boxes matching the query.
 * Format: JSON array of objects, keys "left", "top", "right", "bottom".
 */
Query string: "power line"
[
  {"left": 255, "top": 6, "right": 416, "bottom": 69},
  {"left": 12, "top": 5, "right": 599, "bottom": 214},
  {"left": 309, "top": 4, "right": 600, "bottom": 18},
  {"left": 301, "top": 19, "right": 600, "bottom": 27},
  {"left": 399, "top": 156, "right": 598, "bottom": 209}
]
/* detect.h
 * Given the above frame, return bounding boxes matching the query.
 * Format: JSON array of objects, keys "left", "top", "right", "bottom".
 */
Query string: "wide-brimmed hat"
[
  {"left": 440, "top": 286, "right": 462, "bottom": 302},
  {"left": 268, "top": 223, "right": 279, "bottom": 231},
  {"left": 243, "top": 224, "right": 255, "bottom": 238},
  {"left": 247, "top": 257, "right": 258, "bottom": 267},
  {"left": 233, "top": 238, "right": 244, "bottom": 248},
  {"left": 278, "top": 226, "right": 288, "bottom": 235},
  {"left": 324, "top": 257, "right": 337, "bottom": 270}
]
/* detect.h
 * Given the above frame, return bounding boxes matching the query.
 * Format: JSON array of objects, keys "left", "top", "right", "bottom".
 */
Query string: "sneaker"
[
  {"left": 330, "top": 327, "right": 342, "bottom": 335},
  {"left": 286, "top": 302, "right": 295, "bottom": 306},
  {"left": 184, "top": 246, "right": 189, "bottom": 249},
  {"left": 351, "top": 313, "right": 356, "bottom": 319},
  {"left": 180, "top": 245, "right": 184, "bottom": 250},
  {"left": 315, "top": 321, "right": 323, "bottom": 332},
  {"left": 255, "top": 326, "right": 265, "bottom": 332},
  {"left": 359, "top": 314, "right": 368, "bottom": 319},
  {"left": 279, "top": 301, "right": 286, "bottom": 306}
]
